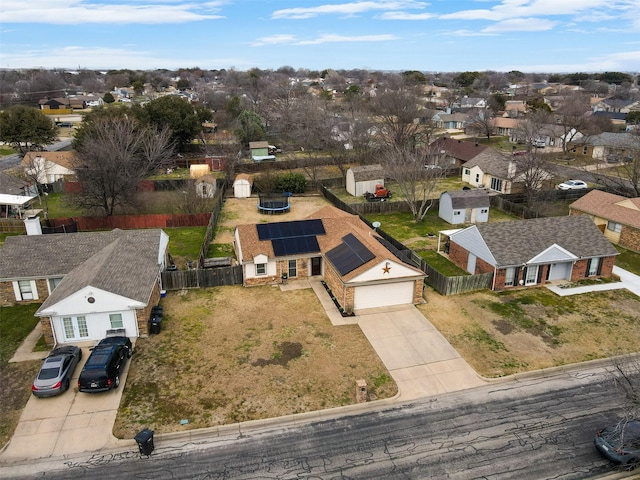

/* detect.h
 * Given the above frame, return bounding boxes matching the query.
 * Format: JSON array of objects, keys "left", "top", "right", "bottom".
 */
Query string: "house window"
[
  {"left": 582, "top": 146, "right": 588, "bottom": 155},
  {"left": 587, "top": 258, "right": 600, "bottom": 277},
  {"left": 17, "top": 280, "right": 34, "bottom": 300},
  {"left": 475, "top": 173, "right": 480, "bottom": 183},
  {"left": 109, "top": 313, "right": 124, "bottom": 329},
  {"left": 490, "top": 178, "right": 503, "bottom": 192},
  {"left": 481, "top": 209, "right": 488, "bottom": 213},
  {"left": 525, "top": 266, "right": 538, "bottom": 285},
  {"left": 464, "top": 168, "right": 470, "bottom": 176},
  {"left": 288, "top": 259, "right": 297, "bottom": 278},
  {"left": 48, "top": 277, "right": 63, "bottom": 293},
  {"left": 504, "top": 267, "right": 516, "bottom": 286},
  {"left": 453, "top": 211, "right": 461, "bottom": 216},
  {"left": 607, "top": 221, "right": 622, "bottom": 233},
  {"left": 255, "top": 263, "right": 267, "bottom": 276}
]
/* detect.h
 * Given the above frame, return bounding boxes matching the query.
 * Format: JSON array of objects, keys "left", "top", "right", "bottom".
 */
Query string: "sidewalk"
[{"left": 547, "top": 266, "right": 640, "bottom": 297}]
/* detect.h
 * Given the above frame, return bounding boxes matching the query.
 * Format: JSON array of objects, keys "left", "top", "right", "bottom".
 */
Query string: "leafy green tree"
[
  {"left": 142, "top": 95, "right": 201, "bottom": 150},
  {"left": 0, "top": 105, "right": 59, "bottom": 154},
  {"left": 176, "top": 78, "right": 191, "bottom": 91},
  {"left": 402, "top": 70, "right": 427, "bottom": 85},
  {"left": 233, "top": 109, "right": 266, "bottom": 146},
  {"left": 596, "top": 72, "right": 633, "bottom": 85},
  {"left": 526, "top": 98, "right": 552, "bottom": 112},
  {"left": 132, "top": 80, "right": 145, "bottom": 95},
  {"left": 489, "top": 93, "right": 507, "bottom": 112},
  {"left": 103, "top": 92, "right": 115, "bottom": 104},
  {"left": 627, "top": 111, "right": 640, "bottom": 125},
  {"left": 453, "top": 71, "right": 481, "bottom": 88}
]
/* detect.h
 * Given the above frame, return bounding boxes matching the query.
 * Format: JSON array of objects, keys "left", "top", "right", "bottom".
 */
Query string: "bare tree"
[
  {"left": 556, "top": 91, "right": 592, "bottom": 154},
  {"left": 590, "top": 132, "right": 640, "bottom": 196},
  {"left": 513, "top": 110, "right": 553, "bottom": 150},
  {"left": 369, "top": 89, "right": 430, "bottom": 151},
  {"left": 381, "top": 145, "right": 448, "bottom": 222},
  {"left": 73, "top": 117, "right": 175, "bottom": 215},
  {"left": 607, "top": 354, "right": 640, "bottom": 423}
]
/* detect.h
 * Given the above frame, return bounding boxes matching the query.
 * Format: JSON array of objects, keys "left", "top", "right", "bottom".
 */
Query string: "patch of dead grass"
[
  {"left": 114, "top": 285, "right": 396, "bottom": 438},
  {"left": 419, "top": 287, "right": 640, "bottom": 378}
]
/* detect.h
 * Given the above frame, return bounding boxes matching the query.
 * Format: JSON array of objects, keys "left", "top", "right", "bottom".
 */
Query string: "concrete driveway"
[
  {"left": 2, "top": 345, "right": 128, "bottom": 462},
  {"left": 357, "top": 306, "right": 486, "bottom": 402}
]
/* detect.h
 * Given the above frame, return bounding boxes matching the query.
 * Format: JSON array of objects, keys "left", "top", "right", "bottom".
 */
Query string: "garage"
[{"left": 354, "top": 281, "right": 415, "bottom": 310}]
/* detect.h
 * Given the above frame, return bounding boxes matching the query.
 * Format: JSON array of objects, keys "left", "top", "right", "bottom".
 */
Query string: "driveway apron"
[{"left": 357, "top": 306, "right": 486, "bottom": 401}]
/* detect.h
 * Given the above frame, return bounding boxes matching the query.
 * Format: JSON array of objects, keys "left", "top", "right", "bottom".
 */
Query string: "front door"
[
  {"left": 311, "top": 257, "right": 322, "bottom": 276},
  {"left": 62, "top": 316, "right": 89, "bottom": 341}
]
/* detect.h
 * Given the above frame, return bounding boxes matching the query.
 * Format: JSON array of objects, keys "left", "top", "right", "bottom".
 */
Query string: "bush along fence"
[{"left": 319, "top": 181, "right": 492, "bottom": 296}]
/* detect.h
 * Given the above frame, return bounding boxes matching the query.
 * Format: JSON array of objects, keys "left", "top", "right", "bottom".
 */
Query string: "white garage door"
[{"left": 354, "top": 282, "right": 414, "bottom": 310}]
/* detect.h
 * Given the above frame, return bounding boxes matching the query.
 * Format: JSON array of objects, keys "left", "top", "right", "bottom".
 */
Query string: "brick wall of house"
[
  {"left": 136, "top": 282, "right": 161, "bottom": 337},
  {"left": 344, "top": 286, "right": 355, "bottom": 313},
  {"left": 35, "top": 279, "right": 49, "bottom": 301},
  {"left": 413, "top": 278, "right": 425, "bottom": 303},
  {"left": 0, "top": 281, "right": 15, "bottom": 306},
  {"left": 40, "top": 317, "right": 54, "bottom": 345},
  {"left": 323, "top": 264, "right": 345, "bottom": 309},
  {"left": 474, "top": 256, "right": 493, "bottom": 275},
  {"left": 620, "top": 226, "right": 640, "bottom": 253},
  {"left": 448, "top": 241, "right": 469, "bottom": 272},
  {"left": 571, "top": 256, "right": 615, "bottom": 281},
  {"left": 0, "top": 279, "right": 51, "bottom": 306},
  {"left": 244, "top": 275, "right": 279, "bottom": 287}
]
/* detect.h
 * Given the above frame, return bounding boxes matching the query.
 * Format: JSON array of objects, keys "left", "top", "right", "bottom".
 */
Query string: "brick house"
[
  {"left": 0, "top": 220, "right": 169, "bottom": 345},
  {"left": 234, "top": 206, "right": 425, "bottom": 313},
  {"left": 447, "top": 216, "right": 618, "bottom": 291},
  {"left": 569, "top": 189, "right": 640, "bottom": 253}
]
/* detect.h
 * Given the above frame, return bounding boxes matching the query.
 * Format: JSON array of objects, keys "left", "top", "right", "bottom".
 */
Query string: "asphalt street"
[{"left": 3, "top": 362, "right": 633, "bottom": 480}]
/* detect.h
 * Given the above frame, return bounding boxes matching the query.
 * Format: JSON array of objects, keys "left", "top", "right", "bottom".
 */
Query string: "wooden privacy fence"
[
  {"left": 161, "top": 265, "right": 243, "bottom": 289},
  {"left": 197, "top": 181, "right": 226, "bottom": 267},
  {"left": 319, "top": 182, "right": 493, "bottom": 296}
]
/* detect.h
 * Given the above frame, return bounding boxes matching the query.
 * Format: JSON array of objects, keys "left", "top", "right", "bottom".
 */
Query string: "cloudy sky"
[{"left": 1, "top": 0, "right": 639, "bottom": 73}]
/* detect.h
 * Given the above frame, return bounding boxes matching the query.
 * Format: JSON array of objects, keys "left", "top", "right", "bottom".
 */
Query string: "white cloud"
[
  {"left": 0, "top": 0, "right": 225, "bottom": 24},
  {"left": 379, "top": 12, "right": 434, "bottom": 20},
  {"left": 440, "top": 0, "right": 615, "bottom": 21},
  {"left": 251, "top": 35, "right": 298, "bottom": 47},
  {"left": 482, "top": 18, "right": 557, "bottom": 32},
  {"left": 296, "top": 34, "right": 397, "bottom": 45},
  {"left": 272, "top": 1, "right": 427, "bottom": 20}
]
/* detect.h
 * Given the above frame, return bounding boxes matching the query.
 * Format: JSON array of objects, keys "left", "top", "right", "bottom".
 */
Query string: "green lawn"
[
  {"left": 165, "top": 226, "right": 207, "bottom": 259},
  {"left": 0, "top": 304, "right": 41, "bottom": 363},
  {"left": 42, "top": 192, "right": 84, "bottom": 218},
  {"left": 615, "top": 245, "right": 640, "bottom": 276}
]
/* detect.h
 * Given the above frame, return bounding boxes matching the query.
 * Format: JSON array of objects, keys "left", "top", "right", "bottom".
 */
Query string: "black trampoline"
[{"left": 257, "top": 193, "right": 291, "bottom": 214}]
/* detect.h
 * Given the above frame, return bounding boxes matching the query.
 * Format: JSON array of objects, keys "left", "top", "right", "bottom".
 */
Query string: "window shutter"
[
  {"left": 514, "top": 267, "right": 521, "bottom": 286},
  {"left": 536, "top": 266, "right": 544, "bottom": 284},
  {"left": 596, "top": 258, "right": 603, "bottom": 276},
  {"left": 585, "top": 259, "right": 591, "bottom": 278}
]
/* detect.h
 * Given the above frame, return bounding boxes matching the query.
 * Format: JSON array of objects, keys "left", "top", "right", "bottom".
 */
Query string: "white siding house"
[{"left": 439, "top": 190, "right": 490, "bottom": 225}]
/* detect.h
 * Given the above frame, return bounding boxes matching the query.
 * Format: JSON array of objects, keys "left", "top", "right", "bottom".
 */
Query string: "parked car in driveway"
[
  {"left": 557, "top": 179, "right": 588, "bottom": 190},
  {"left": 595, "top": 420, "right": 640, "bottom": 467},
  {"left": 78, "top": 336, "right": 132, "bottom": 393},
  {"left": 32, "top": 346, "right": 83, "bottom": 398}
]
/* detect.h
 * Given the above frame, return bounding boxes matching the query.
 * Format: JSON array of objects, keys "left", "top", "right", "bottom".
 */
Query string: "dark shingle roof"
[
  {"left": 462, "top": 148, "right": 514, "bottom": 178},
  {"left": 38, "top": 232, "right": 163, "bottom": 309},
  {"left": 0, "top": 229, "right": 163, "bottom": 281},
  {"left": 476, "top": 215, "right": 617, "bottom": 267},
  {"left": 446, "top": 189, "right": 491, "bottom": 209},
  {"left": 430, "top": 137, "right": 488, "bottom": 162}
]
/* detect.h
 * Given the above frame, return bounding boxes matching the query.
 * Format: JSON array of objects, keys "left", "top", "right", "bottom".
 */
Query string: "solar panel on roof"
[
  {"left": 272, "top": 236, "right": 321, "bottom": 256},
  {"left": 257, "top": 219, "right": 325, "bottom": 240},
  {"left": 326, "top": 233, "right": 375, "bottom": 276}
]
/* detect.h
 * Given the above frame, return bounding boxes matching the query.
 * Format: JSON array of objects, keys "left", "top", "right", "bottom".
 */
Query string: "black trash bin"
[
  {"left": 134, "top": 428, "right": 154, "bottom": 456},
  {"left": 149, "top": 315, "right": 162, "bottom": 334}
]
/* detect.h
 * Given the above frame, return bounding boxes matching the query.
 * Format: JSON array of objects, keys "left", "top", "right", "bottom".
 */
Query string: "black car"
[
  {"left": 595, "top": 419, "right": 640, "bottom": 467},
  {"left": 32, "top": 345, "right": 82, "bottom": 398},
  {"left": 78, "top": 336, "right": 132, "bottom": 393}
]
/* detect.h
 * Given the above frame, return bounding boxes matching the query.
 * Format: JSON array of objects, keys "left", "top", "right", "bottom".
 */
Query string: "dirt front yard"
[{"left": 114, "top": 285, "right": 396, "bottom": 438}]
